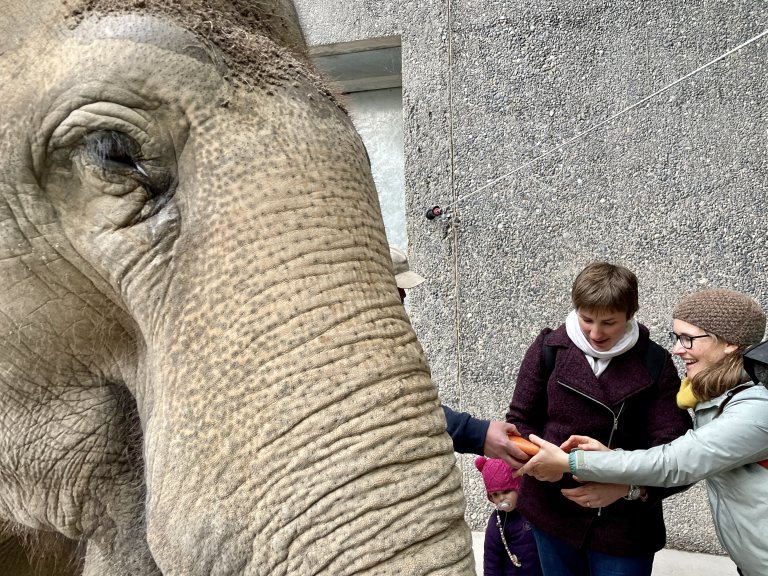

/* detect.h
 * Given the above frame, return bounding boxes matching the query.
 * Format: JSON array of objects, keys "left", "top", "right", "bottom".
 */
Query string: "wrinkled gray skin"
[{"left": 0, "top": 1, "right": 473, "bottom": 574}]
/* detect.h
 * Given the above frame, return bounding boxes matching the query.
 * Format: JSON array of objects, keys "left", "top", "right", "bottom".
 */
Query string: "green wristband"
[{"left": 568, "top": 450, "right": 580, "bottom": 475}]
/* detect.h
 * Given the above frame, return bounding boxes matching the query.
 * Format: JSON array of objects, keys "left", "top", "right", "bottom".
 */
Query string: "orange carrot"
[{"left": 507, "top": 434, "right": 540, "bottom": 456}]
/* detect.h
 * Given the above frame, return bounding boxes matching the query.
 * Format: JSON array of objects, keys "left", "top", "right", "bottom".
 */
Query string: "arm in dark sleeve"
[{"left": 442, "top": 405, "right": 490, "bottom": 455}]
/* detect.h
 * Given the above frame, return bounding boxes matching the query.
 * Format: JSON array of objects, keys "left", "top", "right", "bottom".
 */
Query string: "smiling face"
[
  {"left": 671, "top": 319, "right": 732, "bottom": 380},
  {"left": 577, "top": 308, "right": 630, "bottom": 351}
]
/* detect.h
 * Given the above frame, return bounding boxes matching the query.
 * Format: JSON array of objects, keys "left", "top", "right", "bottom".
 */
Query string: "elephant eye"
[
  {"left": 84, "top": 131, "right": 147, "bottom": 176},
  {"left": 83, "top": 130, "right": 172, "bottom": 204}
]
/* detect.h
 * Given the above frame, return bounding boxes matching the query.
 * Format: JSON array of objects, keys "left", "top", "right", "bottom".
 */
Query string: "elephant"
[
  {"left": 0, "top": 1, "right": 474, "bottom": 574},
  {"left": 0, "top": 522, "right": 84, "bottom": 576}
]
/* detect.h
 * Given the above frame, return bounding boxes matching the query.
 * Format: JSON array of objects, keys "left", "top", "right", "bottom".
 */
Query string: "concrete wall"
[
  {"left": 346, "top": 88, "right": 407, "bottom": 249},
  {"left": 294, "top": 0, "right": 768, "bottom": 555}
]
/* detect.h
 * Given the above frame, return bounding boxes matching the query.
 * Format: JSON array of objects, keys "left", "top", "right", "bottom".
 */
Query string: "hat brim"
[{"left": 395, "top": 270, "right": 425, "bottom": 289}]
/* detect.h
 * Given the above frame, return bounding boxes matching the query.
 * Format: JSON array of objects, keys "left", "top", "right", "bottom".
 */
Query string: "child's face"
[{"left": 489, "top": 490, "right": 518, "bottom": 511}]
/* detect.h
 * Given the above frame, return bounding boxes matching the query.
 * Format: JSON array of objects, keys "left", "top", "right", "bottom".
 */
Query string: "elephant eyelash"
[
  {"left": 84, "top": 130, "right": 172, "bottom": 202},
  {"left": 84, "top": 130, "right": 146, "bottom": 175}
]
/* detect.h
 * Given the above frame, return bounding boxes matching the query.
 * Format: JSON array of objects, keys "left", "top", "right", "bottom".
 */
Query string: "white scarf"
[{"left": 565, "top": 310, "right": 639, "bottom": 377}]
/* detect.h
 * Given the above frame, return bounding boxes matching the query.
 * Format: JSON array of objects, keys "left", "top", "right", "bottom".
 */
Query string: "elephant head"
[{"left": 0, "top": 1, "right": 473, "bottom": 574}]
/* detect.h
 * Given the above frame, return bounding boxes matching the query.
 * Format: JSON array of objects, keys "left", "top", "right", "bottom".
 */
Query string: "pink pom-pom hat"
[{"left": 475, "top": 456, "right": 521, "bottom": 500}]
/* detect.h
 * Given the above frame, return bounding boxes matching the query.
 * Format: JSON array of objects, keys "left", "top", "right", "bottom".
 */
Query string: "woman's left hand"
[
  {"left": 561, "top": 482, "right": 628, "bottom": 509},
  {"left": 516, "top": 434, "right": 570, "bottom": 482}
]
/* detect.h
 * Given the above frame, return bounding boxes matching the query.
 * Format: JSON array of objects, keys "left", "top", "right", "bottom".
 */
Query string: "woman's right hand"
[
  {"left": 560, "top": 435, "right": 609, "bottom": 453},
  {"left": 517, "top": 435, "right": 570, "bottom": 482}
]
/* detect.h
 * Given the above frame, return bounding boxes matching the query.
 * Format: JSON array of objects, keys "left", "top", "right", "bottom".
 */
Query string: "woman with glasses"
[
  {"left": 505, "top": 262, "right": 692, "bottom": 576},
  {"left": 519, "top": 289, "right": 768, "bottom": 576}
]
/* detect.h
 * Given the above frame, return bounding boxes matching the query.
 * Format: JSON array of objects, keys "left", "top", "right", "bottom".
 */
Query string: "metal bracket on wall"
[{"left": 425, "top": 205, "right": 460, "bottom": 238}]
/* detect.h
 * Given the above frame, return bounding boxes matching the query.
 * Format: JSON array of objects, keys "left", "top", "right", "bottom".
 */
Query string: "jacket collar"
[
  {"left": 695, "top": 381, "right": 759, "bottom": 412},
  {"left": 547, "top": 323, "right": 655, "bottom": 405}
]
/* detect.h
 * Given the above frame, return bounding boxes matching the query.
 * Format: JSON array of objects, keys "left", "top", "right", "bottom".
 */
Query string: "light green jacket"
[{"left": 572, "top": 382, "right": 768, "bottom": 576}]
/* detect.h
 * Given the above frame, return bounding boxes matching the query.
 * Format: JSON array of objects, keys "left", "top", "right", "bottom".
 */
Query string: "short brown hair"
[{"left": 571, "top": 262, "right": 639, "bottom": 319}]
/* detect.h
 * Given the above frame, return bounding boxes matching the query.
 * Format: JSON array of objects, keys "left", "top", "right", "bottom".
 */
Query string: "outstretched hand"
[
  {"left": 483, "top": 421, "right": 531, "bottom": 468},
  {"left": 516, "top": 434, "right": 570, "bottom": 481}
]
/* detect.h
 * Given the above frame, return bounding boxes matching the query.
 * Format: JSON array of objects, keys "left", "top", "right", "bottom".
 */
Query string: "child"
[{"left": 475, "top": 456, "right": 543, "bottom": 576}]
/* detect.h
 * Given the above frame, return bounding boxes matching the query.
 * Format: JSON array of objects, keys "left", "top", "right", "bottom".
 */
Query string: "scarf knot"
[
  {"left": 565, "top": 310, "right": 640, "bottom": 377},
  {"left": 676, "top": 377, "right": 698, "bottom": 409}
]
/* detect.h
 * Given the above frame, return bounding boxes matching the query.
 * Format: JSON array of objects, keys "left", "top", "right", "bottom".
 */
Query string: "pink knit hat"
[{"left": 475, "top": 457, "right": 521, "bottom": 500}]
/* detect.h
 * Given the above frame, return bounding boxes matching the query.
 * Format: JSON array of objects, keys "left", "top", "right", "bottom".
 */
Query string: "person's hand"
[
  {"left": 516, "top": 434, "right": 570, "bottom": 481},
  {"left": 560, "top": 435, "right": 609, "bottom": 453},
  {"left": 561, "top": 482, "right": 628, "bottom": 509},
  {"left": 483, "top": 421, "right": 530, "bottom": 468}
]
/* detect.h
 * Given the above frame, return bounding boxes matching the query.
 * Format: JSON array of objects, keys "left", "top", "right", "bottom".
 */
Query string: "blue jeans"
[{"left": 532, "top": 527, "right": 654, "bottom": 576}]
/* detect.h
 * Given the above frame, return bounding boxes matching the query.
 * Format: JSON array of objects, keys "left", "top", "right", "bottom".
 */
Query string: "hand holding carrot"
[
  {"left": 507, "top": 433, "right": 540, "bottom": 456},
  {"left": 484, "top": 421, "right": 532, "bottom": 468},
  {"left": 516, "top": 434, "right": 571, "bottom": 482}
]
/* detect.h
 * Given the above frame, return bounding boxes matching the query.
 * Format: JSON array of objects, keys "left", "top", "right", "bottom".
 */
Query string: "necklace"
[{"left": 496, "top": 511, "right": 522, "bottom": 568}]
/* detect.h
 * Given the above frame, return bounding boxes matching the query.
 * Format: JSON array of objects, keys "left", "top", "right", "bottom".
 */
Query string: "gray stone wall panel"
[{"left": 294, "top": 0, "right": 767, "bottom": 555}]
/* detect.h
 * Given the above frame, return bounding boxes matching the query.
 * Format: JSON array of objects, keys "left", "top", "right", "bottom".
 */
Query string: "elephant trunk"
[
  {"left": 143, "top": 247, "right": 471, "bottom": 574},
  {"left": 132, "top": 104, "right": 472, "bottom": 573}
]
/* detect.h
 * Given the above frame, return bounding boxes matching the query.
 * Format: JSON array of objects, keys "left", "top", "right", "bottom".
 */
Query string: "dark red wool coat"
[{"left": 506, "top": 324, "right": 693, "bottom": 556}]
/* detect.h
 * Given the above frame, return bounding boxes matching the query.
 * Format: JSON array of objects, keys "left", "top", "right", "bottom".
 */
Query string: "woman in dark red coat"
[{"left": 506, "top": 262, "right": 692, "bottom": 576}]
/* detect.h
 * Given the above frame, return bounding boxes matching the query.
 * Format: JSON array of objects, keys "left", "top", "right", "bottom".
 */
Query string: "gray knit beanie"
[{"left": 673, "top": 289, "right": 766, "bottom": 347}]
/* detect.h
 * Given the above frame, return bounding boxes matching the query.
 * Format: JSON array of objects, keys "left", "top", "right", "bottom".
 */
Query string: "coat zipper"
[{"left": 558, "top": 380, "right": 626, "bottom": 516}]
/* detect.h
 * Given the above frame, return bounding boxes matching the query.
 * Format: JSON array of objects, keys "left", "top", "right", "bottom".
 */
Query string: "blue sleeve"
[{"left": 442, "top": 404, "right": 490, "bottom": 455}]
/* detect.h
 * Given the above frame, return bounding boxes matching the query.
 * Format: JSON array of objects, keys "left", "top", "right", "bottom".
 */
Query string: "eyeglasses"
[{"left": 668, "top": 331, "right": 711, "bottom": 349}]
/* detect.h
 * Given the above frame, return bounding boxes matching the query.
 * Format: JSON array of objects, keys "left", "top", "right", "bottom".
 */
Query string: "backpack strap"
[
  {"left": 714, "top": 383, "right": 768, "bottom": 470},
  {"left": 541, "top": 332, "right": 557, "bottom": 379},
  {"left": 641, "top": 340, "right": 667, "bottom": 387},
  {"left": 715, "top": 383, "right": 755, "bottom": 417}
]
